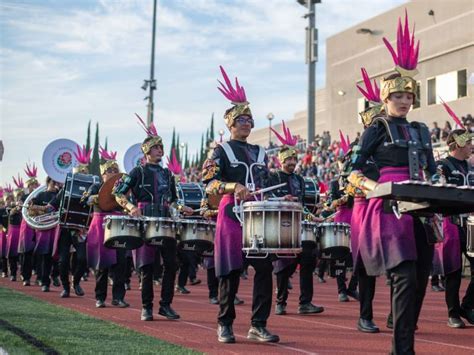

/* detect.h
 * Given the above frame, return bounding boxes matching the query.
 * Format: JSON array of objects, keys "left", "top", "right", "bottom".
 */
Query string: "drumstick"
[{"left": 249, "top": 182, "right": 287, "bottom": 196}]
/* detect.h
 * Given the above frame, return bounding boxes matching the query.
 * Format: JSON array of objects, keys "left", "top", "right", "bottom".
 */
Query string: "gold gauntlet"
[
  {"left": 223, "top": 182, "right": 237, "bottom": 194},
  {"left": 348, "top": 171, "right": 378, "bottom": 192},
  {"left": 125, "top": 202, "right": 136, "bottom": 212}
]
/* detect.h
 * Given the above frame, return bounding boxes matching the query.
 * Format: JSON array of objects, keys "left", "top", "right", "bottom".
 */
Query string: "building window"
[
  {"left": 427, "top": 69, "right": 467, "bottom": 105},
  {"left": 413, "top": 81, "right": 421, "bottom": 109}
]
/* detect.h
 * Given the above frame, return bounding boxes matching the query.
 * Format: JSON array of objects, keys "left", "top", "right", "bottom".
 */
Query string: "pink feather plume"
[
  {"left": 24, "top": 163, "right": 38, "bottom": 178},
  {"left": 270, "top": 120, "right": 298, "bottom": 147},
  {"left": 356, "top": 68, "right": 381, "bottom": 102},
  {"left": 382, "top": 10, "right": 420, "bottom": 71},
  {"left": 166, "top": 148, "right": 183, "bottom": 175},
  {"left": 74, "top": 144, "right": 92, "bottom": 165},
  {"left": 339, "top": 130, "right": 350, "bottom": 154},
  {"left": 439, "top": 97, "right": 465, "bottom": 130},
  {"left": 4, "top": 184, "right": 14, "bottom": 194},
  {"left": 12, "top": 175, "right": 24, "bottom": 189},
  {"left": 217, "top": 66, "right": 247, "bottom": 104},
  {"left": 99, "top": 146, "right": 117, "bottom": 161},
  {"left": 135, "top": 113, "right": 158, "bottom": 137}
]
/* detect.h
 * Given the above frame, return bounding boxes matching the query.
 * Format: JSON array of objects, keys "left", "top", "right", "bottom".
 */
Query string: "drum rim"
[
  {"left": 318, "top": 222, "right": 351, "bottom": 227},
  {"left": 242, "top": 200, "right": 302, "bottom": 208}
]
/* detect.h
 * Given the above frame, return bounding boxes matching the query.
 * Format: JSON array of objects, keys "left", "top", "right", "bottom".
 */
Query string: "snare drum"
[
  {"left": 103, "top": 215, "right": 143, "bottom": 250},
  {"left": 318, "top": 222, "right": 351, "bottom": 260},
  {"left": 176, "top": 183, "right": 204, "bottom": 212},
  {"left": 143, "top": 217, "right": 177, "bottom": 246},
  {"left": 177, "top": 219, "right": 215, "bottom": 253},
  {"left": 304, "top": 178, "right": 320, "bottom": 214},
  {"left": 301, "top": 221, "right": 318, "bottom": 247},
  {"left": 467, "top": 216, "right": 474, "bottom": 258},
  {"left": 242, "top": 200, "right": 302, "bottom": 257},
  {"left": 60, "top": 172, "right": 100, "bottom": 229}
]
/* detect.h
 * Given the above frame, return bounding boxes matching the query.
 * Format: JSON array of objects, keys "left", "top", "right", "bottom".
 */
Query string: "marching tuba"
[{"left": 22, "top": 185, "right": 59, "bottom": 230}]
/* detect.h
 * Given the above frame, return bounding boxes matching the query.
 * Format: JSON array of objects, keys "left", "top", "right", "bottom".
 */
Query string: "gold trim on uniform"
[
  {"left": 452, "top": 131, "right": 474, "bottom": 148},
  {"left": 141, "top": 136, "right": 163, "bottom": 154},
  {"left": 380, "top": 66, "right": 418, "bottom": 101},
  {"left": 278, "top": 147, "right": 298, "bottom": 164},
  {"left": 359, "top": 104, "right": 385, "bottom": 127},
  {"left": 100, "top": 160, "right": 119, "bottom": 175}
]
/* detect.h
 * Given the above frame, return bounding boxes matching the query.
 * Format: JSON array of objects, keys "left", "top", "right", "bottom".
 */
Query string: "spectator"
[
  {"left": 431, "top": 121, "right": 441, "bottom": 142},
  {"left": 441, "top": 121, "right": 452, "bottom": 141}
]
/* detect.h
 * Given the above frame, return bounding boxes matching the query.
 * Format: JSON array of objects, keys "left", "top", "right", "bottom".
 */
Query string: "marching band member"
[
  {"left": 18, "top": 164, "right": 40, "bottom": 286},
  {"left": 348, "top": 12, "right": 436, "bottom": 354},
  {"left": 268, "top": 122, "right": 324, "bottom": 316},
  {"left": 113, "top": 116, "right": 193, "bottom": 321},
  {"left": 202, "top": 66, "right": 279, "bottom": 344},
  {"left": 434, "top": 101, "right": 474, "bottom": 328},
  {"left": 49, "top": 145, "right": 91, "bottom": 298},
  {"left": 30, "top": 177, "right": 60, "bottom": 292},
  {"left": 82, "top": 147, "right": 129, "bottom": 308},
  {"left": 0, "top": 186, "right": 13, "bottom": 278}
]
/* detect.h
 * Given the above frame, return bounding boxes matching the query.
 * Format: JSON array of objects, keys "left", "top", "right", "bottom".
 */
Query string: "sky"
[{"left": 0, "top": 0, "right": 408, "bottom": 185}]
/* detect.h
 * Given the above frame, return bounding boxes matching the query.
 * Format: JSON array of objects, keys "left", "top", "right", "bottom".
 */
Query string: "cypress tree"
[
  {"left": 210, "top": 113, "right": 215, "bottom": 141},
  {"left": 176, "top": 134, "right": 181, "bottom": 163},
  {"left": 184, "top": 143, "right": 189, "bottom": 169},
  {"left": 90, "top": 122, "right": 100, "bottom": 176},
  {"left": 199, "top": 134, "right": 204, "bottom": 165},
  {"left": 104, "top": 137, "right": 108, "bottom": 151},
  {"left": 170, "top": 127, "right": 176, "bottom": 158},
  {"left": 86, "top": 120, "right": 91, "bottom": 171}
]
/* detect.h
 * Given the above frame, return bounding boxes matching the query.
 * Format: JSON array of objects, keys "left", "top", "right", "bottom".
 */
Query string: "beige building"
[{"left": 249, "top": 0, "right": 474, "bottom": 147}]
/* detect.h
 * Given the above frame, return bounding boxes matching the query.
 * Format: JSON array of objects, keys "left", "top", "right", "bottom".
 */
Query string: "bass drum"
[
  {"left": 304, "top": 178, "right": 320, "bottom": 214},
  {"left": 176, "top": 183, "right": 204, "bottom": 213}
]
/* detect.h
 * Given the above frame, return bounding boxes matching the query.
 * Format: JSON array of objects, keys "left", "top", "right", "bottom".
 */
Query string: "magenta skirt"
[
  {"left": 334, "top": 205, "right": 353, "bottom": 224},
  {"left": 214, "top": 194, "right": 244, "bottom": 277},
  {"left": 0, "top": 230, "right": 6, "bottom": 258},
  {"left": 359, "top": 167, "right": 416, "bottom": 276},
  {"left": 87, "top": 212, "right": 121, "bottom": 270},
  {"left": 351, "top": 197, "right": 369, "bottom": 270},
  {"left": 18, "top": 219, "right": 36, "bottom": 253},
  {"left": 432, "top": 218, "right": 461, "bottom": 276},
  {"left": 6, "top": 225, "right": 21, "bottom": 258},
  {"left": 34, "top": 227, "right": 56, "bottom": 255}
]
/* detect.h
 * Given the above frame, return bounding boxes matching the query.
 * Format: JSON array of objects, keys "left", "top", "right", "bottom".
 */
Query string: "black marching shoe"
[
  {"left": 73, "top": 284, "right": 85, "bottom": 296},
  {"left": 217, "top": 324, "right": 235, "bottom": 343},
  {"left": 338, "top": 292, "right": 349, "bottom": 302},
  {"left": 60, "top": 289, "right": 70, "bottom": 298},
  {"left": 234, "top": 296, "right": 244, "bottom": 305},
  {"left": 96, "top": 300, "right": 106, "bottom": 308},
  {"left": 52, "top": 277, "right": 60, "bottom": 287},
  {"left": 460, "top": 307, "right": 474, "bottom": 325},
  {"left": 347, "top": 290, "right": 360, "bottom": 301},
  {"left": 190, "top": 278, "right": 201, "bottom": 285},
  {"left": 158, "top": 305, "right": 180, "bottom": 320},
  {"left": 124, "top": 282, "right": 131, "bottom": 291},
  {"left": 23, "top": 280, "right": 31, "bottom": 286},
  {"left": 275, "top": 304, "right": 287, "bottom": 315},
  {"left": 357, "top": 318, "right": 380, "bottom": 333},
  {"left": 247, "top": 326, "right": 280, "bottom": 343},
  {"left": 298, "top": 303, "right": 324, "bottom": 314},
  {"left": 386, "top": 313, "right": 393, "bottom": 329},
  {"left": 447, "top": 317, "right": 466, "bottom": 328},
  {"left": 41, "top": 285, "right": 50, "bottom": 292},
  {"left": 141, "top": 308, "right": 153, "bottom": 321},
  {"left": 175, "top": 285, "right": 190, "bottom": 294},
  {"left": 287, "top": 280, "right": 293, "bottom": 290},
  {"left": 431, "top": 285, "right": 444, "bottom": 292},
  {"left": 10, "top": 275, "right": 17, "bottom": 282},
  {"left": 209, "top": 297, "right": 219, "bottom": 305},
  {"left": 111, "top": 299, "right": 130, "bottom": 308}
]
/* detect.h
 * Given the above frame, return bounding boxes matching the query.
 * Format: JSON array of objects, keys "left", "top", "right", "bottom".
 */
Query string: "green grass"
[{"left": 0, "top": 287, "right": 200, "bottom": 354}]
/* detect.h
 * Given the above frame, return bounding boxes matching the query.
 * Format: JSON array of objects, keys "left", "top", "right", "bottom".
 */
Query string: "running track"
[{"left": 1, "top": 271, "right": 472, "bottom": 354}]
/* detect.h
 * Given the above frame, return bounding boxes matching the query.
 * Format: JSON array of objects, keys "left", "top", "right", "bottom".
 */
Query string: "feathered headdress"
[
  {"left": 339, "top": 130, "right": 351, "bottom": 156},
  {"left": 136, "top": 113, "right": 163, "bottom": 154},
  {"left": 271, "top": 120, "right": 298, "bottom": 163},
  {"left": 73, "top": 144, "right": 91, "bottom": 174},
  {"left": 24, "top": 162, "right": 39, "bottom": 186},
  {"left": 166, "top": 148, "right": 183, "bottom": 175},
  {"left": 357, "top": 68, "right": 385, "bottom": 127},
  {"left": 12, "top": 175, "right": 24, "bottom": 190},
  {"left": 439, "top": 97, "right": 473, "bottom": 148},
  {"left": 99, "top": 146, "right": 119, "bottom": 175},
  {"left": 217, "top": 66, "right": 253, "bottom": 129},
  {"left": 380, "top": 10, "right": 419, "bottom": 101},
  {"left": 3, "top": 184, "right": 14, "bottom": 198}
]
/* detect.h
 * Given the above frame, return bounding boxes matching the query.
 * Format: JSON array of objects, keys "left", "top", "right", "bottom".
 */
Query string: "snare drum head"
[{"left": 242, "top": 200, "right": 302, "bottom": 211}]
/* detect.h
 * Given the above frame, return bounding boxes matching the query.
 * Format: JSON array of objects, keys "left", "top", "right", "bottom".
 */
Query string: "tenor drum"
[
  {"left": 318, "top": 222, "right": 351, "bottom": 260},
  {"left": 304, "top": 178, "right": 320, "bottom": 214},
  {"left": 177, "top": 219, "right": 215, "bottom": 253},
  {"left": 143, "top": 217, "right": 177, "bottom": 246},
  {"left": 242, "top": 200, "right": 302, "bottom": 257},
  {"left": 60, "top": 172, "right": 100, "bottom": 229},
  {"left": 467, "top": 216, "right": 474, "bottom": 258},
  {"left": 103, "top": 216, "right": 143, "bottom": 250},
  {"left": 301, "top": 221, "right": 318, "bottom": 247},
  {"left": 176, "top": 183, "right": 204, "bottom": 211}
]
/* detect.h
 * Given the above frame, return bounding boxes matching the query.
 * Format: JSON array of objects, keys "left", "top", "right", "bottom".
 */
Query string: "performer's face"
[
  {"left": 385, "top": 92, "right": 414, "bottom": 117},
  {"left": 102, "top": 166, "right": 120, "bottom": 182},
  {"left": 231, "top": 115, "right": 253, "bottom": 140},
  {"left": 283, "top": 157, "right": 297, "bottom": 174},
  {"left": 457, "top": 139, "right": 472, "bottom": 160},
  {"left": 147, "top": 145, "right": 163, "bottom": 164}
]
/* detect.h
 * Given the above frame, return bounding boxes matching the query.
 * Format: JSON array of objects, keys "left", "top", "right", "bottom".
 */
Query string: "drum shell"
[
  {"left": 301, "top": 221, "right": 318, "bottom": 247},
  {"left": 304, "top": 178, "right": 320, "bottom": 214},
  {"left": 177, "top": 219, "right": 215, "bottom": 253},
  {"left": 176, "top": 183, "right": 204, "bottom": 213},
  {"left": 103, "top": 216, "right": 143, "bottom": 250},
  {"left": 467, "top": 216, "right": 474, "bottom": 258},
  {"left": 242, "top": 201, "right": 302, "bottom": 255},
  {"left": 143, "top": 217, "right": 177, "bottom": 246},
  {"left": 318, "top": 222, "right": 351, "bottom": 260}
]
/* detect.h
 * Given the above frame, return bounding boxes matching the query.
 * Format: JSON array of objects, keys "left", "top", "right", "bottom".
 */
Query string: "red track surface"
[{"left": 1, "top": 271, "right": 473, "bottom": 354}]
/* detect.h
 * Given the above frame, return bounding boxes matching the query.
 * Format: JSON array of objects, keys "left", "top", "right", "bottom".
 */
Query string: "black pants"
[
  {"left": 141, "top": 239, "right": 177, "bottom": 309},
  {"left": 57, "top": 229, "right": 87, "bottom": 289},
  {"left": 125, "top": 256, "right": 133, "bottom": 284},
  {"left": 8, "top": 255, "right": 18, "bottom": 277},
  {"left": 207, "top": 267, "right": 218, "bottom": 298},
  {"left": 95, "top": 249, "right": 126, "bottom": 302},
  {"left": 218, "top": 258, "right": 273, "bottom": 327},
  {"left": 276, "top": 261, "right": 298, "bottom": 306},
  {"left": 445, "top": 225, "right": 474, "bottom": 317},
  {"left": 357, "top": 263, "right": 376, "bottom": 320},
  {"left": 1, "top": 257, "right": 8, "bottom": 275},
  {"left": 20, "top": 251, "right": 33, "bottom": 281},
  {"left": 40, "top": 253, "right": 53, "bottom": 287},
  {"left": 177, "top": 250, "right": 192, "bottom": 287}
]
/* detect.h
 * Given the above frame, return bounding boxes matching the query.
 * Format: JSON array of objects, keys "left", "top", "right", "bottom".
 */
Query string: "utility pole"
[
  {"left": 143, "top": 0, "right": 158, "bottom": 126},
  {"left": 297, "top": 0, "right": 320, "bottom": 146}
]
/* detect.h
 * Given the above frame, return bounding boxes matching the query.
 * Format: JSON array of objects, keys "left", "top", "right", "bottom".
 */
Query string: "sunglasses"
[{"left": 235, "top": 116, "right": 254, "bottom": 125}]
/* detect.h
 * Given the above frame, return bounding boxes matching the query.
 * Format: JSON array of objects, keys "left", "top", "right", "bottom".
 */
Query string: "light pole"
[
  {"left": 180, "top": 142, "right": 186, "bottom": 167},
  {"left": 141, "top": 0, "right": 158, "bottom": 126},
  {"left": 218, "top": 129, "right": 225, "bottom": 143},
  {"left": 297, "top": 0, "right": 320, "bottom": 145},
  {"left": 267, "top": 113, "right": 274, "bottom": 147}
]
